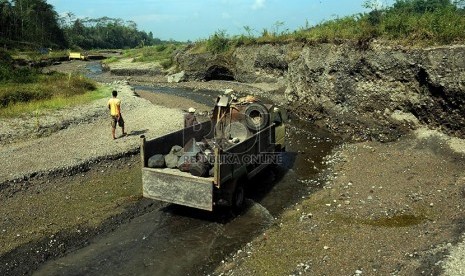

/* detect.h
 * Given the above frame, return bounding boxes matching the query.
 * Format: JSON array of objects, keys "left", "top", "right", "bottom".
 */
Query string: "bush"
[
  {"left": 205, "top": 30, "right": 230, "bottom": 54},
  {"left": 0, "top": 54, "right": 39, "bottom": 83},
  {"left": 0, "top": 87, "right": 52, "bottom": 107},
  {"left": 155, "top": 44, "right": 167, "bottom": 52},
  {"left": 104, "top": 56, "right": 119, "bottom": 63},
  {"left": 160, "top": 59, "right": 173, "bottom": 69}
]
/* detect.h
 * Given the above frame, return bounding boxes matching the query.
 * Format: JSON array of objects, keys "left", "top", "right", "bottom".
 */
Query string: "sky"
[{"left": 47, "top": 0, "right": 395, "bottom": 42}]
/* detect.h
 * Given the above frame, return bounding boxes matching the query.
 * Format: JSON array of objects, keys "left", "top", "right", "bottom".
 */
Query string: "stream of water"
[{"left": 34, "top": 62, "right": 338, "bottom": 276}]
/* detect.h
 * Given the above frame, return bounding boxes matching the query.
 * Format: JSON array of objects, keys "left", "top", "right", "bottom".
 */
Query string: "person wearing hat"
[{"left": 184, "top": 107, "right": 198, "bottom": 128}]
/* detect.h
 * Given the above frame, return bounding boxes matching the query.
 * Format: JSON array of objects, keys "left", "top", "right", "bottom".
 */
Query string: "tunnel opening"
[{"left": 205, "top": 65, "right": 235, "bottom": 81}]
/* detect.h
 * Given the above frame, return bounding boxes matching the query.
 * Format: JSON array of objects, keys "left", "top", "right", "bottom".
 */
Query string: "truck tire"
[
  {"left": 244, "top": 103, "right": 269, "bottom": 131},
  {"left": 232, "top": 182, "right": 245, "bottom": 211}
]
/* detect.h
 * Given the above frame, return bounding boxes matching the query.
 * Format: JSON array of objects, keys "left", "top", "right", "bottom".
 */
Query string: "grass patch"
[
  {"left": 0, "top": 73, "right": 105, "bottom": 117},
  {"left": 104, "top": 56, "right": 120, "bottom": 64},
  {"left": 189, "top": 42, "right": 208, "bottom": 54},
  {"left": 10, "top": 50, "right": 69, "bottom": 62},
  {"left": 0, "top": 87, "right": 107, "bottom": 117},
  {"left": 125, "top": 44, "right": 180, "bottom": 62},
  {"left": 305, "top": 2, "right": 465, "bottom": 46}
]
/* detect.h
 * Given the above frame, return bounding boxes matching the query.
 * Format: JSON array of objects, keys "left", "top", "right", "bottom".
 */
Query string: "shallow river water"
[{"left": 34, "top": 63, "right": 338, "bottom": 275}]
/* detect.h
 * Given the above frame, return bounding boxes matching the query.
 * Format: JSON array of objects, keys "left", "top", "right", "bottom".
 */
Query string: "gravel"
[
  {"left": 0, "top": 80, "right": 183, "bottom": 185},
  {"left": 444, "top": 234, "right": 465, "bottom": 275}
]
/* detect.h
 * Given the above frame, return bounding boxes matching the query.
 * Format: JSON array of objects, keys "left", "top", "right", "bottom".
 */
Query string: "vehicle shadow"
[{"left": 161, "top": 203, "right": 236, "bottom": 223}]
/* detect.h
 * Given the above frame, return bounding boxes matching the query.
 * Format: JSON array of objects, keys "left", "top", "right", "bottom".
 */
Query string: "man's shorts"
[{"left": 111, "top": 115, "right": 124, "bottom": 128}]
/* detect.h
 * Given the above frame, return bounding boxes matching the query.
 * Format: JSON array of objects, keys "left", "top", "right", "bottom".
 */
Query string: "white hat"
[{"left": 188, "top": 107, "right": 196, "bottom": 113}]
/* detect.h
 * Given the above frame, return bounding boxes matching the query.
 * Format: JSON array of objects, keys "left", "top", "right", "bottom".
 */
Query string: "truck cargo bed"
[
  {"left": 141, "top": 121, "right": 215, "bottom": 211},
  {"left": 140, "top": 97, "right": 287, "bottom": 211}
]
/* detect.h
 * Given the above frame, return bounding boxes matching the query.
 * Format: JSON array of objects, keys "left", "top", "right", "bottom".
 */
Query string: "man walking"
[{"left": 108, "top": 90, "right": 127, "bottom": 139}]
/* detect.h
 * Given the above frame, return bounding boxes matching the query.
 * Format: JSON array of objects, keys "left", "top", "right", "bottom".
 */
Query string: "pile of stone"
[{"left": 147, "top": 139, "right": 215, "bottom": 177}]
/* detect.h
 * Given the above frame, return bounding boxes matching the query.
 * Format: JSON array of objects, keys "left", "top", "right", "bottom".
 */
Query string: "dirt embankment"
[
  {"left": 177, "top": 42, "right": 465, "bottom": 143},
  {"left": 172, "top": 42, "right": 465, "bottom": 275}
]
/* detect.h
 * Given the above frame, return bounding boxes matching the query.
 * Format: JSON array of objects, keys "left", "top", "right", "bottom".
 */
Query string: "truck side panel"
[{"left": 142, "top": 168, "right": 213, "bottom": 211}]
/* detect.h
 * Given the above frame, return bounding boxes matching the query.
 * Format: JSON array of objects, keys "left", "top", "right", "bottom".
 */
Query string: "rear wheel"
[{"left": 232, "top": 182, "right": 245, "bottom": 211}]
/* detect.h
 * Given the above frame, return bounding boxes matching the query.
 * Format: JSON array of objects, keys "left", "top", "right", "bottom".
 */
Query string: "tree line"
[
  {"left": 0, "top": 0, "right": 163, "bottom": 50},
  {"left": 60, "top": 15, "right": 162, "bottom": 50}
]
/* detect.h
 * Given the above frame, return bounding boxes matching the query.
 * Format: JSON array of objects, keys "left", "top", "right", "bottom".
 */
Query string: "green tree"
[
  {"left": 0, "top": 0, "right": 66, "bottom": 48},
  {"left": 62, "top": 16, "right": 162, "bottom": 49},
  {"left": 0, "top": 0, "right": 14, "bottom": 41}
]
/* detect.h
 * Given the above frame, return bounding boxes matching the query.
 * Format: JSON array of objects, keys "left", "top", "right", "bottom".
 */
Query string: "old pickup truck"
[{"left": 140, "top": 95, "right": 287, "bottom": 211}]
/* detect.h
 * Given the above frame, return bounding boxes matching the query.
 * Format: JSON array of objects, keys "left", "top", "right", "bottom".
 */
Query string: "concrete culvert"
[{"left": 205, "top": 65, "right": 235, "bottom": 81}]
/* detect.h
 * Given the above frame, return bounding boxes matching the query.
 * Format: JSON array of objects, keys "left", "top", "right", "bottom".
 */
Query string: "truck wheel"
[
  {"left": 244, "top": 103, "right": 269, "bottom": 131},
  {"left": 232, "top": 183, "right": 245, "bottom": 211}
]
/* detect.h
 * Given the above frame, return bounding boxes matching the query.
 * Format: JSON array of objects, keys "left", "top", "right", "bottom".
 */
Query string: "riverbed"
[
  {"left": 2, "top": 59, "right": 464, "bottom": 275},
  {"left": 1, "top": 60, "right": 339, "bottom": 275},
  {"left": 31, "top": 91, "right": 338, "bottom": 275}
]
